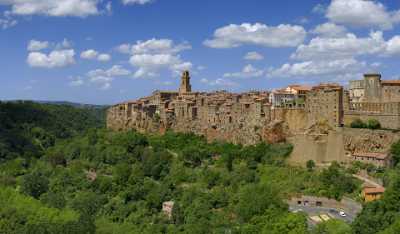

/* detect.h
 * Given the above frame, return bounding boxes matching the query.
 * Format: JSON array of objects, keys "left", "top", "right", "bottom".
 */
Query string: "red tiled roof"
[
  {"left": 353, "top": 152, "right": 388, "bottom": 160},
  {"left": 363, "top": 186, "right": 385, "bottom": 194},
  {"left": 381, "top": 80, "right": 400, "bottom": 85}
]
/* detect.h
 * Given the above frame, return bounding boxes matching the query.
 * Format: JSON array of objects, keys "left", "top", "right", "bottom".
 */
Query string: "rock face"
[
  {"left": 262, "top": 121, "right": 290, "bottom": 144},
  {"left": 288, "top": 128, "right": 400, "bottom": 165}
]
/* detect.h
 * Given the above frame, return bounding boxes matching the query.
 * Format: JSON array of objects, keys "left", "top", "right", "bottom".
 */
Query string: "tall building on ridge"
[{"left": 179, "top": 70, "right": 192, "bottom": 94}]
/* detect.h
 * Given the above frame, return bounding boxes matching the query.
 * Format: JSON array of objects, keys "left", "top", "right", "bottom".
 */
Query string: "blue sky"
[{"left": 1, "top": 0, "right": 400, "bottom": 104}]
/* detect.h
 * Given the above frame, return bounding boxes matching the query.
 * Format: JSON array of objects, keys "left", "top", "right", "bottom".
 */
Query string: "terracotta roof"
[
  {"left": 288, "top": 85, "right": 312, "bottom": 91},
  {"left": 363, "top": 186, "right": 385, "bottom": 194},
  {"left": 312, "top": 83, "right": 342, "bottom": 90},
  {"left": 381, "top": 80, "right": 400, "bottom": 85},
  {"left": 353, "top": 152, "right": 388, "bottom": 160}
]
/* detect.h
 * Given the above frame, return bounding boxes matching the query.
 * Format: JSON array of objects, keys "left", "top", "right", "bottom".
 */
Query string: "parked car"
[{"left": 339, "top": 211, "right": 347, "bottom": 217}]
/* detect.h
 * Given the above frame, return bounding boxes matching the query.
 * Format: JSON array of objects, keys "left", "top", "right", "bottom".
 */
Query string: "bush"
[
  {"left": 350, "top": 119, "right": 366, "bottom": 128},
  {"left": 366, "top": 119, "right": 381, "bottom": 129},
  {"left": 350, "top": 118, "right": 381, "bottom": 130}
]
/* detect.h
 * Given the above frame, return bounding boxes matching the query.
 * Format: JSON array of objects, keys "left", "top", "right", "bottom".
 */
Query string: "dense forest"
[{"left": 1, "top": 102, "right": 400, "bottom": 233}]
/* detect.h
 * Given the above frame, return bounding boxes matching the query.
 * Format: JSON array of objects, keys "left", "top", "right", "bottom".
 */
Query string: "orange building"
[{"left": 362, "top": 186, "right": 385, "bottom": 202}]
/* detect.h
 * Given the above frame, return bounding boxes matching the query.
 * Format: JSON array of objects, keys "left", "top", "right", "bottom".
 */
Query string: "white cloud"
[
  {"left": 130, "top": 53, "right": 192, "bottom": 78},
  {"left": 200, "top": 78, "right": 238, "bottom": 87},
  {"left": 115, "top": 43, "right": 131, "bottom": 54},
  {"left": 326, "top": 0, "right": 400, "bottom": 30},
  {"left": 223, "top": 64, "right": 264, "bottom": 78},
  {"left": 312, "top": 3, "right": 326, "bottom": 14},
  {"left": 118, "top": 38, "right": 191, "bottom": 55},
  {"left": 69, "top": 77, "right": 84, "bottom": 86},
  {"left": 291, "top": 31, "right": 387, "bottom": 61},
  {"left": 122, "top": 0, "right": 153, "bottom": 5},
  {"left": 244, "top": 51, "right": 264, "bottom": 61},
  {"left": 292, "top": 31, "right": 400, "bottom": 60},
  {"left": 311, "top": 23, "right": 347, "bottom": 38},
  {"left": 268, "top": 58, "right": 366, "bottom": 78},
  {"left": 204, "top": 23, "right": 306, "bottom": 48},
  {"left": 0, "top": 17, "right": 17, "bottom": 29},
  {"left": 386, "top": 36, "right": 400, "bottom": 56},
  {"left": 81, "top": 49, "right": 98, "bottom": 59},
  {"left": 27, "top": 49, "right": 75, "bottom": 68},
  {"left": 121, "top": 38, "right": 192, "bottom": 78},
  {"left": 87, "top": 65, "right": 131, "bottom": 90},
  {"left": 81, "top": 50, "right": 111, "bottom": 62},
  {"left": 0, "top": 0, "right": 102, "bottom": 17},
  {"left": 55, "top": 38, "right": 72, "bottom": 49},
  {"left": 97, "top": 53, "right": 111, "bottom": 62},
  {"left": 27, "top": 40, "right": 49, "bottom": 51}
]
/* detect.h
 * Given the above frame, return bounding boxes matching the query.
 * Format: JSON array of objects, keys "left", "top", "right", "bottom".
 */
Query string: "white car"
[{"left": 339, "top": 211, "right": 347, "bottom": 217}]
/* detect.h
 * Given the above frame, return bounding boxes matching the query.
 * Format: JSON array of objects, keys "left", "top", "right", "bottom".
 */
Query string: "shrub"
[
  {"left": 367, "top": 119, "right": 381, "bottom": 130},
  {"left": 350, "top": 118, "right": 366, "bottom": 128}
]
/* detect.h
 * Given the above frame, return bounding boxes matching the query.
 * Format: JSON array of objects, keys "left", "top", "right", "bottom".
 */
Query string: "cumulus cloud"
[
  {"left": 119, "top": 38, "right": 192, "bottom": 78},
  {"left": 291, "top": 31, "right": 387, "bottom": 61},
  {"left": 268, "top": 58, "right": 366, "bottom": 78},
  {"left": 326, "top": 0, "right": 400, "bottom": 30},
  {"left": 87, "top": 65, "right": 131, "bottom": 90},
  {"left": 27, "top": 40, "right": 49, "bottom": 51},
  {"left": 117, "top": 38, "right": 191, "bottom": 55},
  {"left": 291, "top": 31, "right": 400, "bottom": 61},
  {"left": 204, "top": 23, "right": 306, "bottom": 48},
  {"left": 386, "top": 36, "right": 400, "bottom": 56},
  {"left": 97, "top": 53, "right": 111, "bottom": 62},
  {"left": 122, "top": 0, "right": 154, "bottom": 5},
  {"left": 311, "top": 22, "right": 347, "bottom": 38},
  {"left": 223, "top": 64, "right": 264, "bottom": 78},
  {"left": 27, "top": 49, "right": 75, "bottom": 68},
  {"left": 0, "top": 0, "right": 102, "bottom": 17},
  {"left": 81, "top": 49, "right": 111, "bottom": 62},
  {"left": 200, "top": 78, "right": 238, "bottom": 87},
  {"left": 244, "top": 51, "right": 264, "bottom": 61},
  {"left": 80, "top": 49, "right": 98, "bottom": 59}
]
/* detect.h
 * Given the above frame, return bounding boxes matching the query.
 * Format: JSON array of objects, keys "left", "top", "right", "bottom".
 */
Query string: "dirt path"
[{"left": 353, "top": 174, "right": 383, "bottom": 188}]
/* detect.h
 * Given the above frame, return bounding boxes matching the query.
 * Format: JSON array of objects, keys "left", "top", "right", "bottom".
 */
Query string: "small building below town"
[
  {"left": 162, "top": 201, "right": 174, "bottom": 219},
  {"left": 362, "top": 186, "right": 385, "bottom": 202},
  {"left": 351, "top": 152, "right": 391, "bottom": 167}
]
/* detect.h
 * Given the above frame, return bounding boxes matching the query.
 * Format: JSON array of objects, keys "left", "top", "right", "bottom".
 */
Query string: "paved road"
[{"left": 289, "top": 204, "right": 357, "bottom": 225}]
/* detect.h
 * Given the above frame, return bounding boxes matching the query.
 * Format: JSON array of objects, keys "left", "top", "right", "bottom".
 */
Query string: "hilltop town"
[{"left": 107, "top": 71, "right": 400, "bottom": 166}]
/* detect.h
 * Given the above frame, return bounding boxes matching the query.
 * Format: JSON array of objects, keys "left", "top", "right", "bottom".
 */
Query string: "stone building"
[
  {"left": 269, "top": 85, "right": 311, "bottom": 109},
  {"left": 351, "top": 152, "right": 391, "bottom": 167},
  {"left": 344, "top": 73, "right": 400, "bottom": 129},
  {"left": 107, "top": 71, "right": 400, "bottom": 167},
  {"left": 306, "top": 83, "right": 343, "bottom": 127},
  {"left": 349, "top": 73, "right": 400, "bottom": 103},
  {"left": 362, "top": 186, "right": 385, "bottom": 202}
]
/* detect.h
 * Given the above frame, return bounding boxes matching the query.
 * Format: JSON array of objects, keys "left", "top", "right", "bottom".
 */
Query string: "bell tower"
[{"left": 179, "top": 70, "right": 192, "bottom": 94}]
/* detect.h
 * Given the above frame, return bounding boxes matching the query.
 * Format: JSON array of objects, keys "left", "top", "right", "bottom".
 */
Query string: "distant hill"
[
  {"left": 0, "top": 101, "right": 106, "bottom": 161},
  {"left": 6, "top": 100, "right": 109, "bottom": 109}
]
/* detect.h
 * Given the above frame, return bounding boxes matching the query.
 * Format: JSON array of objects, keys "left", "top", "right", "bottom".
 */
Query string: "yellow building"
[{"left": 362, "top": 186, "right": 385, "bottom": 202}]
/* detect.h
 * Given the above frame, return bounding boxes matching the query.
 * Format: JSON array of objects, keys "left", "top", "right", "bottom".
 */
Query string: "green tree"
[
  {"left": 306, "top": 160, "right": 316, "bottom": 171},
  {"left": 21, "top": 171, "right": 49, "bottom": 199}
]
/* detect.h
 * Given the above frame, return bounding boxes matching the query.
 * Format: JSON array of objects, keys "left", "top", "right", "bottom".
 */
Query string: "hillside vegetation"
[
  {"left": 2, "top": 102, "right": 400, "bottom": 233},
  {"left": 0, "top": 101, "right": 105, "bottom": 162}
]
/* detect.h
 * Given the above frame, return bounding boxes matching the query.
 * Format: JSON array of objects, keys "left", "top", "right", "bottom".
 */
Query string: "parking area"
[{"left": 289, "top": 204, "right": 357, "bottom": 226}]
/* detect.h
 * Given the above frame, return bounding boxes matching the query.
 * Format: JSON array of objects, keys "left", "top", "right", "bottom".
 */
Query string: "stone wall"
[
  {"left": 344, "top": 102, "right": 400, "bottom": 129},
  {"left": 288, "top": 128, "right": 399, "bottom": 166}
]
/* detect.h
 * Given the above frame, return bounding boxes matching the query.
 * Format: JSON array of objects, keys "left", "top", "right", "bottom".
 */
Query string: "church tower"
[{"left": 179, "top": 70, "right": 192, "bottom": 94}]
